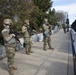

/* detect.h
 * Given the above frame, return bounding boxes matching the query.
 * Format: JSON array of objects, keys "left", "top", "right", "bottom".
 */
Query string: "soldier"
[
  {"left": 62, "top": 23, "right": 66, "bottom": 33},
  {"left": 42, "top": 18, "right": 54, "bottom": 51},
  {"left": 22, "top": 19, "right": 33, "bottom": 55},
  {"left": 1, "top": 19, "right": 17, "bottom": 75}
]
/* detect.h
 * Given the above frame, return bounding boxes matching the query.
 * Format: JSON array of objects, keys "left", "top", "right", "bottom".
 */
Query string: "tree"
[
  {"left": 0, "top": 0, "right": 32, "bottom": 17},
  {"left": 32, "top": 0, "right": 53, "bottom": 12},
  {"left": 48, "top": 8, "right": 57, "bottom": 25},
  {"left": 55, "top": 11, "right": 66, "bottom": 24},
  {"left": 31, "top": 0, "right": 53, "bottom": 30},
  {"left": 29, "top": 4, "right": 49, "bottom": 30},
  {"left": 0, "top": 0, "right": 37, "bottom": 30},
  {"left": 0, "top": 0, "right": 54, "bottom": 31}
]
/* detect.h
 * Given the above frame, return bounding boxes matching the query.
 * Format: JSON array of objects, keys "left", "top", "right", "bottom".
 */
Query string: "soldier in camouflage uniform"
[
  {"left": 42, "top": 18, "right": 54, "bottom": 51},
  {"left": 22, "top": 19, "right": 33, "bottom": 55},
  {"left": 62, "top": 23, "right": 66, "bottom": 33},
  {"left": 2, "top": 19, "right": 17, "bottom": 75}
]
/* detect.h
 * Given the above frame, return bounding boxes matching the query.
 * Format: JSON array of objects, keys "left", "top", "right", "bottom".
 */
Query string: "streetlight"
[{"left": 66, "top": 15, "right": 69, "bottom": 32}]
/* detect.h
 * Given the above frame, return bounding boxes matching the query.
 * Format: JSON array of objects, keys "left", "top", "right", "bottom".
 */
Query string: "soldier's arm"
[
  {"left": 5, "top": 34, "right": 14, "bottom": 41},
  {"left": 2, "top": 31, "right": 14, "bottom": 42},
  {"left": 22, "top": 26, "right": 27, "bottom": 33},
  {"left": 49, "top": 24, "right": 52, "bottom": 30},
  {"left": 43, "top": 24, "right": 49, "bottom": 31}
]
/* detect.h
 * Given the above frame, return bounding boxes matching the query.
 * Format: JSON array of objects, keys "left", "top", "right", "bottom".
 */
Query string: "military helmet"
[
  {"left": 44, "top": 18, "right": 48, "bottom": 22},
  {"left": 24, "top": 19, "right": 29, "bottom": 24},
  {"left": 3, "top": 19, "right": 12, "bottom": 25}
]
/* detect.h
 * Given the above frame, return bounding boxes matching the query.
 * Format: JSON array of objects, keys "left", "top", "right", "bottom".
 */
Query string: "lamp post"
[{"left": 66, "top": 15, "right": 69, "bottom": 32}]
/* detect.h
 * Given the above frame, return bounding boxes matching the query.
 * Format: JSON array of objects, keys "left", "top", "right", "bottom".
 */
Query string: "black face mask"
[{"left": 5, "top": 24, "right": 10, "bottom": 26}]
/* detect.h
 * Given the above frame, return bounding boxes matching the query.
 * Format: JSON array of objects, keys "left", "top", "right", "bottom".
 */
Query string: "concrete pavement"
[{"left": 0, "top": 29, "right": 74, "bottom": 75}]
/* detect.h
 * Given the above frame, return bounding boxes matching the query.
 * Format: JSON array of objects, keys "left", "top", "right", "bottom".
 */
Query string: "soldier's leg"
[
  {"left": 28, "top": 41, "right": 33, "bottom": 53},
  {"left": 25, "top": 44, "right": 30, "bottom": 55},
  {"left": 64, "top": 28, "right": 66, "bottom": 33},
  {"left": 6, "top": 47, "right": 13, "bottom": 75},
  {"left": 7, "top": 47, "right": 17, "bottom": 74},
  {"left": 7, "top": 57, "right": 14, "bottom": 75},
  {"left": 11, "top": 47, "right": 17, "bottom": 70},
  {"left": 28, "top": 37, "right": 33, "bottom": 53},
  {"left": 7, "top": 54, "right": 14, "bottom": 75},
  {"left": 43, "top": 37, "right": 47, "bottom": 50},
  {"left": 11, "top": 56, "right": 17, "bottom": 70},
  {"left": 24, "top": 38, "right": 30, "bottom": 55},
  {"left": 47, "top": 36, "right": 54, "bottom": 50}
]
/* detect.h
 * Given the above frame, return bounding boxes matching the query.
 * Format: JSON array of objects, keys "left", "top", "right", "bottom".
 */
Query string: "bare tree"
[{"left": 55, "top": 11, "right": 67, "bottom": 24}]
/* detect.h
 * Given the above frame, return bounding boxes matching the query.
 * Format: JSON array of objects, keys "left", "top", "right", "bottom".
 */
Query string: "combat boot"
[
  {"left": 9, "top": 67, "right": 14, "bottom": 75},
  {"left": 26, "top": 51, "right": 30, "bottom": 55},
  {"left": 29, "top": 51, "right": 33, "bottom": 53},
  {"left": 43, "top": 48, "right": 47, "bottom": 51},
  {"left": 12, "top": 66, "right": 17, "bottom": 70},
  {"left": 49, "top": 47, "right": 54, "bottom": 50}
]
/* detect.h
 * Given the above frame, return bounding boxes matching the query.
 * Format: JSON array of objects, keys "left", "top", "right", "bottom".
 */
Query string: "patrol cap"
[{"left": 3, "top": 19, "right": 12, "bottom": 26}]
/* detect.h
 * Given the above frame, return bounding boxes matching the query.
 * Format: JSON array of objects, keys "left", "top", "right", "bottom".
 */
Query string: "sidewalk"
[{"left": 0, "top": 29, "right": 74, "bottom": 75}]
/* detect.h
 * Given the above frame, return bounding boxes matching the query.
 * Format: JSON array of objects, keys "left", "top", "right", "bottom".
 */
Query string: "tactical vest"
[{"left": 42, "top": 22, "right": 52, "bottom": 37}]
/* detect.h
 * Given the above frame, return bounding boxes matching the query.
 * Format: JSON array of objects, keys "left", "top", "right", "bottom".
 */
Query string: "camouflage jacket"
[
  {"left": 42, "top": 22, "right": 52, "bottom": 36},
  {"left": 2, "top": 28, "right": 16, "bottom": 45},
  {"left": 22, "top": 25, "right": 31, "bottom": 38}
]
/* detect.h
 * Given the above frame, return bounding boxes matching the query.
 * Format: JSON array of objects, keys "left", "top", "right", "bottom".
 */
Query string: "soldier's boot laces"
[{"left": 12, "top": 66, "right": 17, "bottom": 70}]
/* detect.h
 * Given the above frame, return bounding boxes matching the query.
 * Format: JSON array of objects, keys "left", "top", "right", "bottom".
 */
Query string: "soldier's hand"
[{"left": 11, "top": 34, "right": 15, "bottom": 37}]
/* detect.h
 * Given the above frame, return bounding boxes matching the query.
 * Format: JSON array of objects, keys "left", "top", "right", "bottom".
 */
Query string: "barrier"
[
  {"left": 0, "top": 45, "right": 6, "bottom": 59},
  {"left": 70, "top": 28, "right": 76, "bottom": 56}
]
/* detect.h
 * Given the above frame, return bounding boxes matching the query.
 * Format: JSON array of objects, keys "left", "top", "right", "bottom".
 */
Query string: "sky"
[{"left": 52, "top": 0, "right": 76, "bottom": 25}]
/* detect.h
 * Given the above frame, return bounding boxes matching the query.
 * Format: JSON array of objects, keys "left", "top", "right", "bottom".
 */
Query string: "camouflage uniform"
[
  {"left": 42, "top": 19, "right": 54, "bottom": 51},
  {"left": 62, "top": 23, "right": 66, "bottom": 33},
  {"left": 22, "top": 20, "right": 33, "bottom": 55},
  {"left": 2, "top": 19, "right": 17, "bottom": 75}
]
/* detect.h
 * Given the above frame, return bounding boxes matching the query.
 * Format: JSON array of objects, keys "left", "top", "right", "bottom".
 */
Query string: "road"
[{"left": 0, "top": 29, "right": 74, "bottom": 75}]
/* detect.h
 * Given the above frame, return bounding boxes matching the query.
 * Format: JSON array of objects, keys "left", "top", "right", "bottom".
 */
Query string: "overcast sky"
[{"left": 52, "top": 0, "right": 76, "bottom": 25}]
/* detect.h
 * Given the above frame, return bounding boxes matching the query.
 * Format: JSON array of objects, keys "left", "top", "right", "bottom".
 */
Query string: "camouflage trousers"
[
  {"left": 5, "top": 44, "right": 16, "bottom": 75},
  {"left": 43, "top": 36, "right": 51, "bottom": 50},
  {"left": 24, "top": 37, "right": 31, "bottom": 53}
]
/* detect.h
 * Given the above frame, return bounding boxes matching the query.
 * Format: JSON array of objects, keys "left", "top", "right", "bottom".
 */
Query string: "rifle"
[
  {"left": 42, "top": 22, "right": 52, "bottom": 36},
  {"left": 26, "top": 25, "right": 34, "bottom": 36},
  {"left": 9, "top": 25, "right": 21, "bottom": 43},
  {"left": 48, "top": 25, "right": 52, "bottom": 35}
]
